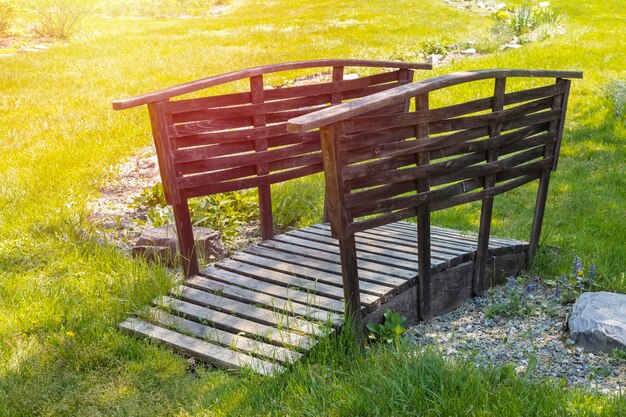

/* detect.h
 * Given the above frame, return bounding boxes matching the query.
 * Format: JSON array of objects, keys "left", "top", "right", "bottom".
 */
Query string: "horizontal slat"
[
  {"left": 199, "top": 267, "right": 346, "bottom": 313},
  {"left": 119, "top": 318, "right": 282, "bottom": 375},
  {"left": 216, "top": 258, "right": 380, "bottom": 308},
  {"left": 186, "top": 275, "right": 342, "bottom": 324},
  {"left": 165, "top": 91, "right": 252, "bottom": 114},
  {"left": 430, "top": 173, "right": 541, "bottom": 212},
  {"left": 174, "top": 130, "right": 319, "bottom": 164},
  {"left": 341, "top": 95, "right": 554, "bottom": 135},
  {"left": 231, "top": 252, "right": 395, "bottom": 304},
  {"left": 146, "top": 308, "right": 301, "bottom": 363},
  {"left": 176, "top": 139, "right": 320, "bottom": 178},
  {"left": 170, "top": 94, "right": 333, "bottom": 124},
  {"left": 347, "top": 146, "right": 547, "bottom": 218},
  {"left": 260, "top": 238, "right": 417, "bottom": 279},
  {"left": 155, "top": 296, "right": 315, "bottom": 349},
  {"left": 172, "top": 285, "right": 324, "bottom": 336},
  {"left": 245, "top": 244, "right": 409, "bottom": 291},
  {"left": 181, "top": 163, "right": 323, "bottom": 197}
]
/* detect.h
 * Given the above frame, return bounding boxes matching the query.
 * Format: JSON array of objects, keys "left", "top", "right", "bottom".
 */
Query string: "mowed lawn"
[{"left": 0, "top": 0, "right": 625, "bottom": 415}]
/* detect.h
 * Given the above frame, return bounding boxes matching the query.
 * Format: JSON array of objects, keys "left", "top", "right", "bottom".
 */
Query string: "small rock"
[
  {"left": 132, "top": 224, "right": 225, "bottom": 265},
  {"left": 565, "top": 338, "right": 575, "bottom": 346},
  {"left": 137, "top": 155, "right": 159, "bottom": 177},
  {"left": 461, "top": 48, "right": 477, "bottom": 54}
]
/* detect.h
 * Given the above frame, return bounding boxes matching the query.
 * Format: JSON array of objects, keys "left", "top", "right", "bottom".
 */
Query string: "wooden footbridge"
[{"left": 113, "top": 60, "right": 581, "bottom": 374}]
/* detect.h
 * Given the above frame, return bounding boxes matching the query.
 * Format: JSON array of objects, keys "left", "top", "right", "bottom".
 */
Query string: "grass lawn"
[{"left": 0, "top": 0, "right": 625, "bottom": 415}]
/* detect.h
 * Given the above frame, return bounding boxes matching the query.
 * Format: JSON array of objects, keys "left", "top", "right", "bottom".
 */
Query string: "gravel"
[{"left": 404, "top": 277, "right": 626, "bottom": 396}]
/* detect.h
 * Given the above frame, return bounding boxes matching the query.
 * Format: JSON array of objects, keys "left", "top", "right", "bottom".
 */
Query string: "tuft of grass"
[
  {"left": 271, "top": 173, "right": 325, "bottom": 232},
  {"left": 0, "top": 0, "right": 14, "bottom": 36}
]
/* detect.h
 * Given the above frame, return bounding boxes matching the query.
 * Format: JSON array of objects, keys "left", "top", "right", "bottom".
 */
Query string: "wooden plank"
[
  {"left": 300, "top": 226, "right": 457, "bottom": 265},
  {"left": 171, "top": 285, "right": 325, "bottom": 336},
  {"left": 182, "top": 163, "right": 324, "bottom": 198},
  {"left": 325, "top": 225, "right": 470, "bottom": 258},
  {"left": 231, "top": 251, "right": 397, "bottom": 303},
  {"left": 155, "top": 296, "right": 315, "bottom": 350},
  {"left": 146, "top": 308, "right": 301, "bottom": 363},
  {"left": 245, "top": 243, "right": 409, "bottom": 290},
  {"left": 260, "top": 238, "right": 416, "bottom": 279},
  {"left": 286, "top": 228, "right": 440, "bottom": 266},
  {"left": 216, "top": 259, "right": 380, "bottom": 309},
  {"left": 201, "top": 266, "right": 346, "bottom": 313},
  {"left": 186, "top": 275, "right": 342, "bottom": 324},
  {"left": 119, "top": 318, "right": 282, "bottom": 375}
]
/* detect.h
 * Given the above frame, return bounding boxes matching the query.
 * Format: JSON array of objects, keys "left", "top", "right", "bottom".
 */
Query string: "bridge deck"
[{"left": 120, "top": 222, "right": 527, "bottom": 375}]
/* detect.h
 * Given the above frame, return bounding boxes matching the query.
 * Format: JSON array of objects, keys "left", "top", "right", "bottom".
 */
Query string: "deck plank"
[
  {"left": 171, "top": 285, "right": 325, "bottom": 336},
  {"left": 155, "top": 296, "right": 316, "bottom": 350},
  {"left": 186, "top": 275, "right": 342, "bottom": 324},
  {"left": 119, "top": 318, "right": 283, "bottom": 375},
  {"left": 146, "top": 308, "right": 302, "bottom": 363}
]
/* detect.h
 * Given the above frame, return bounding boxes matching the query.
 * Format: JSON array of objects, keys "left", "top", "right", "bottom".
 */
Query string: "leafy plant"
[
  {"left": 31, "top": 0, "right": 94, "bottom": 39},
  {"left": 366, "top": 309, "right": 407, "bottom": 347},
  {"left": 130, "top": 182, "right": 259, "bottom": 245},
  {"left": 0, "top": 1, "right": 15, "bottom": 37},
  {"left": 271, "top": 174, "right": 324, "bottom": 231}
]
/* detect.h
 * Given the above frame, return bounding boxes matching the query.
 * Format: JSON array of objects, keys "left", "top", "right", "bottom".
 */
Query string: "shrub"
[
  {"left": 31, "top": 0, "right": 94, "bottom": 39},
  {"left": 0, "top": 1, "right": 14, "bottom": 37}
]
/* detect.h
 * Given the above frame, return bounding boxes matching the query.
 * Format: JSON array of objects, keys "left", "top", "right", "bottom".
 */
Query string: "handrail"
[
  {"left": 112, "top": 59, "right": 432, "bottom": 110},
  {"left": 286, "top": 69, "right": 583, "bottom": 133}
]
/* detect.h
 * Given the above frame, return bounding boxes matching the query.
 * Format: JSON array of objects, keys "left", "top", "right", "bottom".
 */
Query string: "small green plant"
[
  {"left": 510, "top": 4, "right": 534, "bottom": 36},
  {"left": 272, "top": 174, "right": 324, "bottom": 231},
  {"left": 420, "top": 39, "right": 446, "bottom": 56},
  {"left": 610, "top": 348, "right": 626, "bottom": 364},
  {"left": 31, "top": 0, "right": 94, "bottom": 39},
  {"left": 0, "top": 1, "right": 15, "bottom": 37},
  {"left": 554, "top": 256, "right": 597, "bottom": 303},
  {"left": 366, "top": 309, "right": 407, "bottom": 347}
]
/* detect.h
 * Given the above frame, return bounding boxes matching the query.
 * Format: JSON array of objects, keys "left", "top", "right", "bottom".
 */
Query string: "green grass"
[{"left": 0, "top": 0, "right": 625, "bottom": 415}]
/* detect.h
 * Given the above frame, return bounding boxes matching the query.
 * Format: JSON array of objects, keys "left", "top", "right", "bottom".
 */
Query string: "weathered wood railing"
[
  {"left": 113, "top": 59, "right": 432, "bottom": 277},
  {"left": 287, "top": 69, "right": 582, "bottom": 323}
]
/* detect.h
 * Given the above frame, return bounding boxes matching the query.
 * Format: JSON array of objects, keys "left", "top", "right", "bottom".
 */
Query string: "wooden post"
[
  {"left": 172, "top": 198, "right": 199, "bottom": 277},
  {"left": 528, "top": 79, "right": 570, "bottom": 263},
  {"left": 473, "top": 77, "right": 506, "bottom": 295},
  {"left": 323, "top": 66, "right": 345, "bottom": 224},
  {"left": 320, "top": 122, "right": 363, "bottom": 339},
  {"left": 250, "top": 75, "right": 273, "bottom": 240},
  {"left": 147, "top": 101, "right": 199, "bottom": 277},
  {"left": 414, "top": 93, "right": 431, "bottom": 320}
]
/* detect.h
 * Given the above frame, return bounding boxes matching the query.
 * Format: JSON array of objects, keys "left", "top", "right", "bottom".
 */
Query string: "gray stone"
[
  {"left": 461, "top": 48, "right": 477, "bottom": 54},
  {"left": 569, "top": 292, "right": 626, "bottom": 353},
  {"left": 132, "top": 224, "right": 225, "bottom": 265}
]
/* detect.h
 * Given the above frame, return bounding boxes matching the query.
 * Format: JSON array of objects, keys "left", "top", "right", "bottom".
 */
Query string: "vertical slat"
[
  {"left": 172, "top": 198, "right": 200, "bottom": 277},
  {"left": 250, "top": 75, "right": 273, "bottom": 240},
  {"left": 529, "top": 79, "right": 569, "bottom": 262},
  {"left": 323, "top": 66, "right": 346, "bottom": 224},
  {"left": 320, "top": 122, "right": 362, "bottom": 334},
  {"left": 399, "top": 68, "right": 415, "bottom": 112},
  {"left": 473, "top": 77, "right": 506, "bottom": 295},
  {"left": 415, "top": 93, "right": 432, "bottom": 320}
]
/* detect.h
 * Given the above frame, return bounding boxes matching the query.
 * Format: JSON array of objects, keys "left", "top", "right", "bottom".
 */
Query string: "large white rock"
[{"left": 569, "top": 292, "right": 626, "bottom": 353}]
